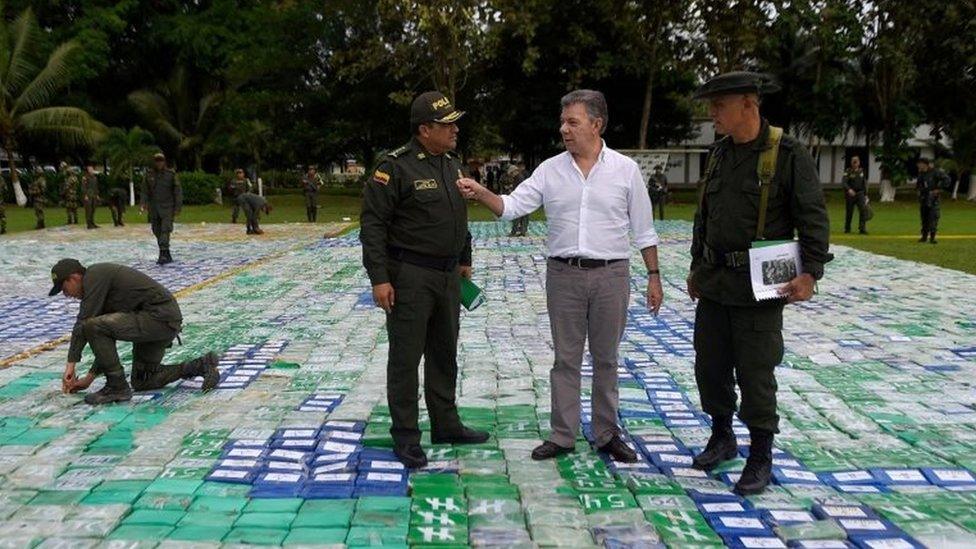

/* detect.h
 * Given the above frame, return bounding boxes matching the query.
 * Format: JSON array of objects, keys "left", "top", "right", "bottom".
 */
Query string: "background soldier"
[
  {"left": 499, "top": 161, "right": 529, "bottom": 236},
  {"left": 843, "top": 156, "right": 869, "bottom": 234},
  {"left": 302, "top": 166, "right": 323, "bottom": 222},
  {"left": 360, "top": 91, "right": 488, "bottom": 469},
  {"left": 61, "top": 162, "right": 80, "bottom": 225},
  {"left": 141, "top": 152, "right": 182, "bottom": 265},
  {"left": 649, "top": 165, "right": 669, "bottom": 220},
  {"left": 687, "top": 72, "right": 831, "bottom": 496},
  {"left": 237, "top": 192, "right": 271, "bottom": 235},
  {"left": 82, "top": 164, "right": 100, "bottom": 229},
  {"left": 916, "top": 158, "right": 950, "bottom": 244},
  {"left": 108, "top": 187, "right": 128, "bottom": 227},
  {"left": 227, "top": 168, "right": 252, "bottom": 223},
  {"left": 51, "top": 259, "right": 219, "bottom": 405},
  {"left": 0, "top": 173, "right": 7, "bottom": 235},
  {"left": 29, "top": 166, "right": 46, "bottom": 230}
]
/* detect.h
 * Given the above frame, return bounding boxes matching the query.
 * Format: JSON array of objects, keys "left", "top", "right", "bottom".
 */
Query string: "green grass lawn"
[{"left": 3, "top": 190, "right": 974, "bottom": 274}]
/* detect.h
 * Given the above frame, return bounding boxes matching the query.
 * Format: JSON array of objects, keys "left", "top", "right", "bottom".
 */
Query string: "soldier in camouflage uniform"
[
  {"left": 227, "top": 168, "right": 252, "bottom": 223},
  {"left": 61, "top": 162, "right": 80, "bottom": 225},
  {"left": 29, "top": 167, "right": 47, "bottom": 230}
]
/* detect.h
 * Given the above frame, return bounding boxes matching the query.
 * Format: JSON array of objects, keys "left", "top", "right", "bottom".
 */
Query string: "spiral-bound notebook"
[{"left": 749, "top": 240, "right": 802, "bottom": 301}]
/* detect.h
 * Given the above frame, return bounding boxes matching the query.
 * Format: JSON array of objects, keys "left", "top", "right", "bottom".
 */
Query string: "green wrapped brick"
[
  {"left": 578, "top": 490, "right": 638, "bottom": 514},
  {"left": 123, "top": 509, "right": 185, "bottom": 526},
  {"left": 224, "top": 527, "right": 288, "bottom": 545},
  {"left": 234, "top": 511, "right": 296, "bottom": 529},
  {"left": 167, "top": 524, "right": 230, "bottom": 542},
  {"left": 284, "top": 527, "right": 348, "bottom": 546}
]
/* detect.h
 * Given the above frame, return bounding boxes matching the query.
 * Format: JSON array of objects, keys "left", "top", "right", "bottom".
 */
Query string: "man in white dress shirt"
[{"left": 458, "top": 90, "right": 663, "bottom": 462}]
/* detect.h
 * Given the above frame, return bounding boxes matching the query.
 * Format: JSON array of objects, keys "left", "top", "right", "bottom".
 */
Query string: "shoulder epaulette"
[{"left": 387, "top": 146, "right": 409, "bottom": 159}]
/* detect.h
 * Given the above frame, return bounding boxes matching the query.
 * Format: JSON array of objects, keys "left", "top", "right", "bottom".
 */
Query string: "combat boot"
[
  {"left": 181, "top": 352, "right": 221, "bottom": 392},
  {"left": 693, "top": 415, "right": 738, "bottom": 471},
  {"left": 918, "top": 232, "right": 928, "bottom": 243},
  {"left": 734, "top": 427, "right": 774, "bottom": 495},
  {"left": 929, "top": 232, "right": 938, "bottom": 244},
  {"left": 84, "top": 374, "right": 133, "bottom": 405},
  {"left": 158, "top": 250, "right": 173, "bottom": 265}
]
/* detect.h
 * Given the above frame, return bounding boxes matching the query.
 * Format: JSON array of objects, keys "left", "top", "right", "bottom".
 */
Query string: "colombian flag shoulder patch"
[{"left": 372, "top": 170, "right": 390, "bottom": 185}]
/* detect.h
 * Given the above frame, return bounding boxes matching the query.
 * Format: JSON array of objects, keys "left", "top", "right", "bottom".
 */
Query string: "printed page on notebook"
[{"left": 749, "top": 241, "right": 802, "bottom": 301}]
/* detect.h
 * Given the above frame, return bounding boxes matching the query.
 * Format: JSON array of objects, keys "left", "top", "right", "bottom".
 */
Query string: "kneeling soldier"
[{"left": 52, "top": 258, "right": 220, "bottom": 404}]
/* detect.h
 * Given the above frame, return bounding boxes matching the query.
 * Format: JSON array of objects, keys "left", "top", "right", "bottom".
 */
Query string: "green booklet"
[{"left": 460, "top": 277, "right": 486, "bottom": 311}]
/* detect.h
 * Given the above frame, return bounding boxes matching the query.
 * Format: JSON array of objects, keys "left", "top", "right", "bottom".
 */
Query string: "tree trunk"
[
  {"left": 638, "top": 70, "right": 654, "bottom": 150},
  {"left": 4, "top": 143, "right": 27, "bottom": 206},
  {"left": 128, "top": 167, "right": 136, "bottom": 207}
]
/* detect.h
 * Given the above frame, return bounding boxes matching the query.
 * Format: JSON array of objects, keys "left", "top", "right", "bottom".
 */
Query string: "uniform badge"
[
  {"left": 372, "top": 170, "right": 390, "bottom": 185},
  {"left": 414, "top": 179, "right": 438, "bottom": 191}
]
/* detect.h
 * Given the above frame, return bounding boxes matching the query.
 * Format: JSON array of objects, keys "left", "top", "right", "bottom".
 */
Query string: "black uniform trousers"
[
  {"left": 844, "top": 192, "right": 867, "bottom": 232},
  {"left": 305, "top": 193, "right": 317, "bottom": 222},
  {"left": 385, "top": 259, "right": 464, "bottom": 445},
  {"left": 149, "top": 207, "right": 174, "bottom": 252},
  {"left": 694, "top": 297, "right": 785, "bottom": 434},
  {"left": 84, "top": 198, "right": 97, "bottom": 228},
  {"left": 920, "top": 199, "right": 940, "bottom": 236},
  {"left": 80, "top": 312, "right": 183, "bottom": 390}
]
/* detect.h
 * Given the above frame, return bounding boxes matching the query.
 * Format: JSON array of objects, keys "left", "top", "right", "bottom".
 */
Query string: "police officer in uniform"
[
  {"left": 61, "top": 162, "right": 80, "bottom": 225},
  {"left": 302, "top": 166, "right": 323, "bottom": 222},
  {"left": 82, "top": 164, "right": 100, "bottom": 229},
  {"left": 915, "top": 158, "right": 950, "bottom": 244},
  {"left": 52, "top": 259, "right": 220, "bottom": 405},
  {"left": 360, "top": 91, "right": 489, "bottom": 468},
  {"left": 687, "top": 72, "right": 831, "bottom": 495},
  {"left": 843, "top": 156, "right": 868, "bottom": 234},
  {"left": 29, "top": 166, "right": 46, "bottom": 230},
  {"left": 141, "top": 152, "right": 182, "bottom": 265}
]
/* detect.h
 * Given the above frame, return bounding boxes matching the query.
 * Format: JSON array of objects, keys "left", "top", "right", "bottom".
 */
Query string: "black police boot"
[
  {"left": 734, "top": 428, "right": 774, "bottom": 495},
  {"left": 693, "top": 415, "right": 738, "bottom": 471},
  {"left": 84, "top": 374, "right": 133, "bottom": 405},
  {"left": 918, "top": 232, "right": 928, "bottom": 243},
  {"left": 156, "top": 251, "right": 166, "bottom": 265},
  {"left": 181, "top": 352, "right": 221, "bottom": 392},
  {"left": 393, "top": 443, "right": 428, "bottom": 469},
  {"left": 158, "top": 249, "right": 173, "bottom": 265},
  {"left": 432, "top": 425, "right": 490, "bottom": 445},
  {"left": 929, "top": 232, "right": 938, "bottom": 244}
]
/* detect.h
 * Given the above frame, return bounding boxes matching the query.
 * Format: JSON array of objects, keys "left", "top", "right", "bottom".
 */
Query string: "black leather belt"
[
  {"left": 388, "top": 246, "right": 458, "bottom": 272},
  {"left": 551, "top": 257, "right": 626, "bottom": 269},
  {"left": 703, "top": 245, "right": 749, "bottom": 269}
]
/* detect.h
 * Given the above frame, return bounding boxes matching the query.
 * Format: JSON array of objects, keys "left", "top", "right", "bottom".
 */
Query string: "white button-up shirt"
[{"left": 500, "top": 142, "right": 659, "bottom": 259}]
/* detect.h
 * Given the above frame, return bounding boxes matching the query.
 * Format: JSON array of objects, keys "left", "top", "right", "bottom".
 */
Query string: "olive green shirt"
[
  {"left": 691, "top": 120, "right": 831, "bottom": 307},
  {"left": 82, "top": 174, "right": 100, "bottom": 201},
  {"left": 141, "top": 168, "right": 183, "bottom": 213},
  {"left": 67, "top": 263, "right": 183, "bottom": 362},
  {"left": 360, "top": 138, "right": 472, "bottom": 286}
]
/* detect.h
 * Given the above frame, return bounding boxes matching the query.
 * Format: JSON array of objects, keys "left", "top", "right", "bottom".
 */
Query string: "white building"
[{"left": 647, "top": 120, "right": 951, "bottom": 188}]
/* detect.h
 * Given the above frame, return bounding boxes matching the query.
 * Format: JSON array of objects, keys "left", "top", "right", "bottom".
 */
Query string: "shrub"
[{"left": 179, "top": 171, "right": 222, "bottom": 205}]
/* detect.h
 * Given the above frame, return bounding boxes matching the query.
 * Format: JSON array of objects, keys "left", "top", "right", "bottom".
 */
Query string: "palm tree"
[
  {"left": 129, "top": 66, "right": 245, "bottom": 171},
  {"left": 0, "top": 8, "right": 105, "bottom": 205},
  {"left": 95, "top": 127, "right": 157, "bottom": 206}
]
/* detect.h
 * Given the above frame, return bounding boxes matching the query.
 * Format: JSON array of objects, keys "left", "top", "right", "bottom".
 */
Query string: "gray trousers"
[{"left": 545, "top": 258, "right": 630, "bottom": 447}]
